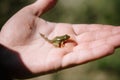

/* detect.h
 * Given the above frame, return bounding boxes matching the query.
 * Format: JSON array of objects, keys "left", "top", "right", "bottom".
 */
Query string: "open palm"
[{"left": 0, "top": 0, "right": 120, "bottom": 77}]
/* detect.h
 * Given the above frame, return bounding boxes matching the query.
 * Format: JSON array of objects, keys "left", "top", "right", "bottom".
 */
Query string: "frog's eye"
[{"left": 65, "top": 35, "right": 70, "bottom": 39}]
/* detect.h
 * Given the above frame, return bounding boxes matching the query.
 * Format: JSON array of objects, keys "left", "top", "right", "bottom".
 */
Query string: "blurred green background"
[{"left": 0, "top": 0, "right": 120, "bottom": 80}]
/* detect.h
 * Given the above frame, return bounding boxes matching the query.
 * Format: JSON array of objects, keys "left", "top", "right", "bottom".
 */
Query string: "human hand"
[{"left": 0, "top": 0, "right": 120, "bottom": 78}]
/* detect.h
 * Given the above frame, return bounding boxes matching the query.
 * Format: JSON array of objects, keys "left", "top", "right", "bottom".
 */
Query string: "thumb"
[{"left": 31, "top": 0, "right": 57, "bottom": 16}]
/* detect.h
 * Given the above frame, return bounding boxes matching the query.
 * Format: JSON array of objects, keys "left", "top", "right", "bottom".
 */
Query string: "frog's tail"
[
  {"left": 39, "top": 33, "right": 50, "bottom": 42},
  {"left": 40, "top": 33, "right": 45, "bottom": 38}
]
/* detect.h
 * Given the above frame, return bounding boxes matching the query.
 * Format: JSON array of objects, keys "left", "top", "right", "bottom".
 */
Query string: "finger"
[
  {"left": 106, "top": 27, "right": 120, "bottom": 48},
  {"left": 72, "top": 24, "right": 114, "bottom": 35},
  {"left": 62, "top": 44, "right": 114, "bottom": 68},
  {"left": 107, "top": 34, "right": 120, "bottom": 48},
  {"left": 30, "top": 0, "right": 57, "bottom": 16}
]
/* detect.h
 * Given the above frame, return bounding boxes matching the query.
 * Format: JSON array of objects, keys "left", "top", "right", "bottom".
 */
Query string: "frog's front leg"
[
  {"left": 52, "top": 41, "right": 61, "bottom": 47},
  {"left": 60, "top": 41, "right": 65, "bottom": 47}
]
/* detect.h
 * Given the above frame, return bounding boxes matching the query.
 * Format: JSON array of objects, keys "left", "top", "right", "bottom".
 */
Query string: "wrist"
[{"left": 0, "top": 44, "right": 33, "bottom": 79}]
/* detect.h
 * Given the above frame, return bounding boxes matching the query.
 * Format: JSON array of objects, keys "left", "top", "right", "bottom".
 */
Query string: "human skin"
[{"left": 0, "top": 0, "right": 120, "bottom": 78}]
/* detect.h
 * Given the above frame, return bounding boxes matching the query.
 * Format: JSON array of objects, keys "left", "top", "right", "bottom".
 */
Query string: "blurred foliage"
[
  {"left": 0, "top": 0, "right": 34, "bottom": 29},
  {"left": 0, "top": 0, "right": 120, "bottom": 80},
  {"left": 42, "top": 0, "right": 120, "bottom": 25}
]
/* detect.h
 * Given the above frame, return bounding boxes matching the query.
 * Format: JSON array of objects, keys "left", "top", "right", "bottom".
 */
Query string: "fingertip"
[{"left": 31, "top": 0, "right": 57, "bottom": 16}]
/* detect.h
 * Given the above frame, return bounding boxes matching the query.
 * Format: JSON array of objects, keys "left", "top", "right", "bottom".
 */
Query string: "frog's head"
[{"left": 63, "top": 34, "right": 70, "bottom": 40}]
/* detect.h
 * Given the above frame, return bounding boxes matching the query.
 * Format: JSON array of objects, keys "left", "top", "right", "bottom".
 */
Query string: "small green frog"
[{"left": 40, "top": 33, "right": 70, "bottom": 47}]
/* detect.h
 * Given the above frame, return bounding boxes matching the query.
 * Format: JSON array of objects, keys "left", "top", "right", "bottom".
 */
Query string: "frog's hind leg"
[
  {"left": 52, "top": 42, "right": 60, "bottom": 48},
  {"left": 60, "top": 42, "right": 65, "bottom": 48}
]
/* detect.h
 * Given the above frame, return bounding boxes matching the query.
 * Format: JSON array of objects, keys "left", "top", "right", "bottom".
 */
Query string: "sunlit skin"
[
  {"left": 40, "top": 33, "right": 70, "bottom": 47},
  {"left": 0, "top": 0, "right": 120, "bottom": 77}
]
